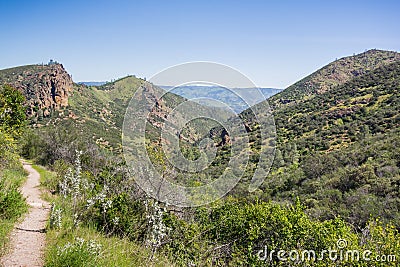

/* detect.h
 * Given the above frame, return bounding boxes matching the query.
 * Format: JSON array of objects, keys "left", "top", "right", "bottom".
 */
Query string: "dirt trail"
[{"left": 1, "top": 162, "right": 49, "bottom": 267}]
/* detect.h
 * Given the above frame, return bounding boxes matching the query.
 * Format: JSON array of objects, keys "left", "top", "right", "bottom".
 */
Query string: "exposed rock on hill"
[{"left": 0, "top": 63, "right": 73, "bottom": 119}]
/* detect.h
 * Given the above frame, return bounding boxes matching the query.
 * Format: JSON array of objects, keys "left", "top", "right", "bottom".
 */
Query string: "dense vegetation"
[
  {"left": 245, "top": 60, "right": 400, "bottom": 229},
  {"left": 21, "top": 137, "right": 400, "bottom": 266},
  {"left": 272, "top": 61, "right": 400, "bottom": 150}
]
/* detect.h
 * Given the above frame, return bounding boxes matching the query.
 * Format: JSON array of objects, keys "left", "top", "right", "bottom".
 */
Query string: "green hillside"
[
  {"left": 64, "top": 76, "right": 145, "bottom": 151},
  {"left": 273, "top": 60, "right": 400, "bottom": 152},
  {"left": 31, "top": 75, "right": 191, "bottom": 152},
  {"left": 237, "top": 52, "right": 400, "bottom": 228}
]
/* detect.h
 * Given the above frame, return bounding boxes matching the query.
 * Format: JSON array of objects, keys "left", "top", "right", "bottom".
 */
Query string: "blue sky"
[{"left": 0, "top": 0, "right": 399, "bottom": 88}]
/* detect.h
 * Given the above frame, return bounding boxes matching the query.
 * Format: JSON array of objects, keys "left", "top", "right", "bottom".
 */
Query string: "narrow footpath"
[{"left": 1, "top": 161, "right": 49, "bottom": 267}]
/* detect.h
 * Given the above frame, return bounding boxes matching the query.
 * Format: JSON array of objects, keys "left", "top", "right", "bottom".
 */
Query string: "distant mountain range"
[
  {"left": 159, "top": 85, "right": 282, "bottom": 113},
  {"left": 78, "top": 81, "right": 107, "bottom": 86}
]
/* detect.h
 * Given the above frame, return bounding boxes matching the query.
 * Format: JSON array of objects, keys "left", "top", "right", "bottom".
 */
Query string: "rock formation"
[{"left": 0, "top": 63, "right": 73, "bottom": 119}]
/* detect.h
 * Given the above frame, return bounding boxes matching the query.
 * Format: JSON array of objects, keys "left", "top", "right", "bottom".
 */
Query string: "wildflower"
[
  {"left": 56, "top": 238, "right": 102, "bottom": 257},
  {"left": 112, "top": 216, "right": 120, "bottom": 226},
  {"left": 73, "top": 213, "right": 81, "bottom": 227},
  {"left": 88, "top": 239, "right": 102, "bottom": 255},
  {"left": 50, "top": 203, "right": 62, "bottom": 229},
  {"left": 86, "top": 198, "right": 95, "bottom": 208},
  {"left": 58, "top": 150, "right": 88, "bottom": 200},
  {"left": 102, "top": 199, "right": 112, "bottom": 213}
]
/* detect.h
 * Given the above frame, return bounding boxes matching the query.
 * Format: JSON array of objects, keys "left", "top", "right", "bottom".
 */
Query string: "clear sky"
[{"left": 0, "top": 0, "right": 399, "bottom": 88}]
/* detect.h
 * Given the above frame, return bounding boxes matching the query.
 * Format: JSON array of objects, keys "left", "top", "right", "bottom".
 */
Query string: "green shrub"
[
  {"left": 0, "top": 168, "right": 27, "bottom": 220},
  {"left": 46, "top": 237, "right": 102, "bottom": 267},
  {"left": 0, "top": 166, "right": 28, "bottom": 255}
]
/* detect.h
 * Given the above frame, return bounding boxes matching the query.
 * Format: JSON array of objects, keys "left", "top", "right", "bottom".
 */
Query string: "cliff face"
[{"left": 0, "top": 63, "right": 73, "bottom": 118}]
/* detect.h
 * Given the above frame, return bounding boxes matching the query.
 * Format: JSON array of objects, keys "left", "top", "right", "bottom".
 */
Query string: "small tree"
[{"left": 0, "top": 84, "right": 26, "bottom": 137}]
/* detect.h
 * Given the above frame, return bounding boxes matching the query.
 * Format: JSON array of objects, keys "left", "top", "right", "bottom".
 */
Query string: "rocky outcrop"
[{"left": 0, "top": 63, "right": 73, "bottom": 118}]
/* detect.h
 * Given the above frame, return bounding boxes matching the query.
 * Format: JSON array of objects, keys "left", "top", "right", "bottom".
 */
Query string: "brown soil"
[{"left": 1, "top": 162, "right": 49, "bottom": 267}]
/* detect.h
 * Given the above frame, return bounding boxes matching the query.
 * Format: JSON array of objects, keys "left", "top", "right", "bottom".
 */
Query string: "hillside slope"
[
  {"left": 269, "top": 49, "right": 400, "bottom": 108},
  {"left": 44, "top": 76, "right": 194, "bottom": 152},
  {"left": 273, "top": 60, "right": 400, "bottom": 152},
  {"left": 237, "top": 50, "right": 400, "bottom": 227}
]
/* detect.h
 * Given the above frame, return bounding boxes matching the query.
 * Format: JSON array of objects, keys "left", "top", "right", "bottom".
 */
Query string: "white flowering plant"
[
  {"left": 49, "top": 203, "right": 62, "bottom": 229},
  {"left": 144, "top": 198, "right": 170, "bottom": 251}
]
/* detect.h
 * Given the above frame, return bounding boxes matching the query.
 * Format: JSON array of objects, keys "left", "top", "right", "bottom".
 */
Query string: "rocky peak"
[{"left": 0, "top": 63, "right": 73, "bottom": 119}]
